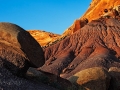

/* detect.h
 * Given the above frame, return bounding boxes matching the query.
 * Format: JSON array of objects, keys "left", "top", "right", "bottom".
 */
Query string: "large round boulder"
[
  {"left": 68, "top": 67, "right": 111, "bottom": 90},
  {"left": 0, "top": 22, "right": 45, "bottom": 75}
]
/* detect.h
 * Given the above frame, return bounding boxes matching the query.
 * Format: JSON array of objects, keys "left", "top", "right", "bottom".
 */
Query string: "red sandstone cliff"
[
  {"left": 62, "top": 0, "right": 120, "bottom": 37},
  {"left": 82, "top": 0, "right": 120, "bottom": 21}
]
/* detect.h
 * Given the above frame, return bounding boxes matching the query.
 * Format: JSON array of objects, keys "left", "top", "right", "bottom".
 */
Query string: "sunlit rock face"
[
  {"left": 28, "top": 30, "right": 60, "bottom": 47},
  {"left": 82, "top": 0, "right": 120, "bottom": 21},
  {"left": 0, "top": 22, "right": 45, "bottom": 76},
  {"left": 62, "top": 0, "right": 120, "bottom": 36}
]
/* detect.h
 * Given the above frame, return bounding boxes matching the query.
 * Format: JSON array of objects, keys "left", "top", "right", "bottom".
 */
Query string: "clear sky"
[{"left": 0, "top": 0, "right": 91, "bottom": 34}]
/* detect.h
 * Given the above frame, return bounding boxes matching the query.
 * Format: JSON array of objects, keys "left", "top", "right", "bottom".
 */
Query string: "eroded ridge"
[{"left": 39, "top": 18, "right": 120, "bottom": 78}]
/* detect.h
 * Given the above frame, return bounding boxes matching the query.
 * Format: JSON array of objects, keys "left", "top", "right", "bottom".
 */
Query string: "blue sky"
[{"left": 0, "top": 0, "right": 91, "bottom": 34}]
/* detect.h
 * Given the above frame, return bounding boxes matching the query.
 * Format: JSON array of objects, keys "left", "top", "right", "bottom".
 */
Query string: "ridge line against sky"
[{"left": 0, "top": 0, "right": 91, "bottom": 34}]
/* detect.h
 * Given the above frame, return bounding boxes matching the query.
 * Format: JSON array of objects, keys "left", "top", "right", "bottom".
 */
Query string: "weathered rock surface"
[
  {"left": 62, "top": 18, "right": 88, "bottom": 36},
  {"left": 39, "top": 18, "right": 120, "bottom": 80},
  {"left": 28, "top": 30, "right": 60, "bottom": 47},
  {"left": 62, "top": 0, "right": 120, "bottom": 36},
  {"left": 0, "top": 63, "right": 57, "bottom": 90},
  {"left": 0, "top": 22, "right": 45, "bottom": 75},
  {"left": 27, "top": 67, "right": 73, "bottom": 90},
  {"left": 82, "top": 0, "right": 120, "bottom": 21},
  {"left": 69, "top": 67, "right": 111, "bottom": 90}
]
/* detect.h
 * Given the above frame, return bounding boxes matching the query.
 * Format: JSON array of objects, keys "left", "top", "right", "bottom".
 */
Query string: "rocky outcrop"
[
  {"left": 62, "top": 18, "right": 88, "bottom": 37},
  {"left": 82, "top": 0, "right": 120, "bottom": 21},
  {"left": 72, "top": 18, "right": 88, "bottom": 33},
  {"left": 28, "top": 30, "right": 60, "bottom": 47},
  {"left": 37, "top": 18, "right": 120, "bottom": 90},
  {"left": 27, "top": 67, "right": 73, "bottom": 90},
  {"left": 69, "top": 67, "right": 111, "bottom": 90},
  {"left": 38, "top": 18, "right": 120, "bottom": 80},
  {"left": 0, "top": 63, "right": 57, "bottom": 90},
  {"left": 0, "top": 22, "right": 45, "bottom": 76},
  {"left": 62, "top": 0, "right": 120, "bottom": 36}
]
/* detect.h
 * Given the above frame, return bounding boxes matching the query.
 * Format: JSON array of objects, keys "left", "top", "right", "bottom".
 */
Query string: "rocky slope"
[
  {"left": 28, "top": 30, "right": 60, "bottom": 47},
  {"left": 28, "top": 0, "right": 120, "bottom": 47},
  {"left": 40, "top": 18, "right": 120, "bottom": 77},
  {"left": 39, "top": 17, "right": 120, "bottom": 90}
]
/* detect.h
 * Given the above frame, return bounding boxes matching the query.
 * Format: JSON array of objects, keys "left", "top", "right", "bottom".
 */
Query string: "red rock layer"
[{"left": 39, "top": 18, "right": 120, "bottom": 78}]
